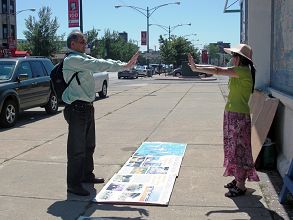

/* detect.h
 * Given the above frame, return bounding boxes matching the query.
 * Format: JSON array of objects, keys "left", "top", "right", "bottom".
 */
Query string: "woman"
[{"left": 188, "top": 44, "right": 259, "bottom": 197}]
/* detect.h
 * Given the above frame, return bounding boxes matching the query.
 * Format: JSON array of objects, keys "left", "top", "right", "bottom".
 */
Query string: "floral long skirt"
[{"left": 223, "top": 111, "right": 260, "bottom": 182}]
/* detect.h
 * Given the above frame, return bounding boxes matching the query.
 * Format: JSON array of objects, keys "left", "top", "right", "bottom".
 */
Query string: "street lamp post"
[
  {"left": 12, "top": 8, "right": 36, "bottom": 53},
  {"left": 80, "top": 0, "right": 83, "bottom": 33},
  {"left": 115, "top": 2, "right": 180, "bottom": 54},
  {"left": 16, "top": 8, "right": 36, "bottom": 15},
  {"left": 182, "top": 33, "right": 197, "bottom": 38},
  {"left": 150, "top": 23, "right": 191, "bottom": 40}
]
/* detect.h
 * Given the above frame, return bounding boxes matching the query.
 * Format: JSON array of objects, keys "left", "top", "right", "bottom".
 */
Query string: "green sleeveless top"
[{"left": 225, "top": 66, "right": 252, "bottom": 114}]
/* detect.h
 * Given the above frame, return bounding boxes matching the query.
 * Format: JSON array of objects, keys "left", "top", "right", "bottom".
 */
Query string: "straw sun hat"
[{"left": 224, "top": 44, "right": 253, "bottom": 61}]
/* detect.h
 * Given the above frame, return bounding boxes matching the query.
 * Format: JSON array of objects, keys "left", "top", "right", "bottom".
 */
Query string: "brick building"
[{"left": 0, "top": 0, "right": 16, "bottom": 57}]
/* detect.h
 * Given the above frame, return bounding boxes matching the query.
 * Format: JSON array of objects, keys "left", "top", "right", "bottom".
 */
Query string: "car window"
[
  {"left": 30, "top": 61, "right": 46, "bottom": 78},
  {"left": 42, "top": 59, "right": 54, "bottom": 75},
  {"left": 17, "top": 62, "right": 33, "bottom": 78},
  {"left": 0, "top": 61, "right": 16, "bottom": 80}
]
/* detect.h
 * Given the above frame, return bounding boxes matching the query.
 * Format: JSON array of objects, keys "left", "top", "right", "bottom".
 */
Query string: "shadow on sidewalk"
[
  {"left": 205, "top": 191, "right": 285, "bottom": 220},
  {"left": 82, "top": 203, "right": 149, "bottom": 219},
  {"left": 48, "top": 202, "right": 149, "bottom": 220},
  {"left": 47, "top": 186, "right": 149, "bottom": 220}
]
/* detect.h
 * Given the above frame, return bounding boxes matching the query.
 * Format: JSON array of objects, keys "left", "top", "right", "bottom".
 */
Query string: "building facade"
[
  {"left": 240, "top": 0, "right": 293, "bottom": 176},
  {"left": 119, "top": 32, "right": 128, "bottom": 43},
  {"left": 0, "top": 0, "right": 16, "bottom": 57}
]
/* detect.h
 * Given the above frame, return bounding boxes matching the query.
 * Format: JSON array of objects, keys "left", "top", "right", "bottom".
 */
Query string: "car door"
[
  {"left": 14, "top": 61, "right": 35, "bottom": 109},
  {"left": 30, "top": 61, "right": 51, "bottom": 105}
]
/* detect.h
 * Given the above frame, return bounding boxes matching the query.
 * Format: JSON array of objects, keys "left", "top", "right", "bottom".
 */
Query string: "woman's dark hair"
[{"left": 234, "top": 53, "right": 256, "bottom": 93}]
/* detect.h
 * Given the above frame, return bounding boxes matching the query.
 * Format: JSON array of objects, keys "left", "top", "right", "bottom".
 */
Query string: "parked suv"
[{"left": 0, "top": 57, "right": 58, "bottom": 128}]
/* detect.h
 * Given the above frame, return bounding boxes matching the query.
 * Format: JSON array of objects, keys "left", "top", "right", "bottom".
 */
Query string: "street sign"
[
  {"left": 68, "top": 0, "right": 79, "bottom": 28},
  {"left": 141, "top": 31, "right": 147, "bottom": 46}
]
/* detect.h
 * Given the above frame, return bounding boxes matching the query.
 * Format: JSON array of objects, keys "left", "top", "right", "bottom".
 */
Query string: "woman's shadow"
[
  {"left": 205, "top": 188, "right": 285, "bottom": 220},
  {"left": 47, "top": 185, "right": 149, "bottom": 220}
]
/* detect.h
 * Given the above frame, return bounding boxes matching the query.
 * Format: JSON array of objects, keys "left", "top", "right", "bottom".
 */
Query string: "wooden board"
[{"left": 249, "top": 91, "right": 279, "bottom": 162}]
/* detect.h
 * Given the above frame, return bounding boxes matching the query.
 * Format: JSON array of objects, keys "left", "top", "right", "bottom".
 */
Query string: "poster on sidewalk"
[
  {"left": 118, "top": 155, "right": 183, "bottom": 176},
  {"left": 134, "top": 142, "right": 187, "bottom": 157},
  {"left": 94, "top": 142, "right": 186, "bottom": 205},
  {"left": 94, "top": 173, "right": 176, "bottom": 205}
]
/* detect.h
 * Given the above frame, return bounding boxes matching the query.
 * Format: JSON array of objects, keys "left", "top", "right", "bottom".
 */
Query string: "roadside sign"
[
  {"left": 68, "top": 0, "right": 79, "bottom": 28},
  {"left": 141, "top": 31, "right": 147, "bottom": 46}
]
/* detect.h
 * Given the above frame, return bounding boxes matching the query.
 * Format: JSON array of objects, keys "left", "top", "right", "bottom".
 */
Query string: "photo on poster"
[
  {"left": 147, "top": 167, "right": 169, "bottom": 174},
  {"left": 106, "top": 183, "right": 125, "bottom": 191},
  {"left": 130, "top": 167, "right": 148, "bottom": 174},
  {"left": 113, "top": 175, "right": 132, "bottom": 183}
]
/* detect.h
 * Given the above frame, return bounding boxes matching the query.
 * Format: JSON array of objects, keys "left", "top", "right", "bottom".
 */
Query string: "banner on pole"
[
  {"left": 68, "top": 0, "right": 79, "bottom": 28},
  {"left": 141, "top": 31, "right": 147, "bottom": 46}
]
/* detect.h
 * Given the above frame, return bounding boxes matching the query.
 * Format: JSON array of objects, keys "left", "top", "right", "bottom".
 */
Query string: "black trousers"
[{"left": 63, "top": 101, "right": 96, "bottom": 187}]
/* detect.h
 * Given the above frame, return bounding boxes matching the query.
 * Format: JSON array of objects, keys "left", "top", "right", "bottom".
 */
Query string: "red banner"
[
  {"left": 141, "top": 31, "right": 147, "bottom": 46},
  {"left": 68, "top": 0, "right": 79, "bottom": 28}
]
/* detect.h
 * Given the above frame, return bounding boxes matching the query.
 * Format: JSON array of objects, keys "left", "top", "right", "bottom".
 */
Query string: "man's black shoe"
[
  {"left": 67, "top": 186, "right": 90, "bottom": 196},
  {"left": 82, "top": 177, "right": 105, "bottom": 184}
]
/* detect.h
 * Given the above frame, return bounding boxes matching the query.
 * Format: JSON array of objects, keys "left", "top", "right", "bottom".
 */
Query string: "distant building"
[
  {"left": 210, "top": 41, "right": 230, "bottom": 53},
  {"left": 207, "top": 41, "right": 231, "bottom": 66},
  {"left": 0, "top": 0, "right": 16, "bottom": 57},
  {"left": 119, "top": 32, "right": 128, "bottom": 43},
  {"left": 201, "top": 49, "right": 208, "bottom": 64}
]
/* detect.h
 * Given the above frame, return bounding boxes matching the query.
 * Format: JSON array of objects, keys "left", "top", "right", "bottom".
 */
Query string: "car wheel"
[
  {"left": 118, "top": 76, "right": 121, "bottom": 79},
  {"left": 175, "top": 72, "right": 181, "bottom": 77},
  {"left": 98, "top": 81, "right": 107, "bottom": 98},
  {"left": 45, "top": 92, "right": 59, "bottom": 114},
  {"left": 0, "top": 99, "right": 18, "bottom": 128}
]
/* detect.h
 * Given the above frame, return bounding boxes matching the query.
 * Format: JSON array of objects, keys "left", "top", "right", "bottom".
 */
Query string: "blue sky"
[{"left": 16, "top": 0, "right": 241, "bottom": 51}]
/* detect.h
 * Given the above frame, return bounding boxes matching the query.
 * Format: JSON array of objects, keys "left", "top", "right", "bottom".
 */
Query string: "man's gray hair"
[{"left": 67, "top": 30, "right": 84, "bottom": 49}]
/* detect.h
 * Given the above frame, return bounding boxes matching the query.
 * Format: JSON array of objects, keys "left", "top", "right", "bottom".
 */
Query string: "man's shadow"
[
  {"left": 205, "top": 188, "right": 285, "bottom": 220},
  {"left": 47, "top": 184, "right": 149, "bottom": 220}
]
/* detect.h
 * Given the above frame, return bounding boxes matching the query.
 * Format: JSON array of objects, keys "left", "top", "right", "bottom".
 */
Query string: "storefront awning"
[{"left": 14, "top": 50, "right": 30, "bottom": 57}]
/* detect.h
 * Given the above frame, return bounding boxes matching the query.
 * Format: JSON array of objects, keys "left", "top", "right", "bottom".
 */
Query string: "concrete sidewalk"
[{"left": 0, "top": 78, "right": 290, "bottom": 219}]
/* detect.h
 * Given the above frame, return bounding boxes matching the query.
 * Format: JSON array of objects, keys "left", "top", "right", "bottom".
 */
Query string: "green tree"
[
  {"left": 85, "top": 28, "right": 100, "bottom": 57},
  {"left": 205, "top": 44, "right": 220, "bottom": 63},
  {"left": 159, "top": 35, "right": 177, "bottom": 65},
  {"left": 97, "top": 29, "right": 138, "bottom": 61},
  {"left": 159, "top": 36, "right": 200, "bottom": 67},
  {"left": 23, "top": 6, "right": 64, "bottom": 56},
  {"left": 16, "top": 41, "right": 31, "bottom": 52}
]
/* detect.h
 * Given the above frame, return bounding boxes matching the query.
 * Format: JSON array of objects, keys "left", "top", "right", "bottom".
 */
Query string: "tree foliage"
[
  {"left": 23, "top": 6, "right": 64, "bottom": 56},
  {"left": 85, "top": 28, "right": 100, "bottom": 58},
  {"left": 97, "top": 29, "right": 138, "bottom": 62},
  {"left": 205, "top": 44, "right": 220, "bottom": 60},
  {"left": 159, "top": 36, "right": 200, "bottom": 67}
]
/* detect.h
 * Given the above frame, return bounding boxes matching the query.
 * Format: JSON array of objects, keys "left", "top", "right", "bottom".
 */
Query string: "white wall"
[
  {"left": 247, "top": 0, "right": 271, "bottom": 89},
  {"left": 270, "top": 89, "right": 293, "bottom": 177},
  {"left": 247, "top": 0, "right": 293, "bottom": 177}
]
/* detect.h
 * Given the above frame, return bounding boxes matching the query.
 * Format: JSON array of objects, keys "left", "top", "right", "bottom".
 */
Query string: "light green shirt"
[
  {"left": 62, "top": 50, "right": 126, "bottom": 104},
  {"left": 225, "top": 66, "right": 253, "bottom": 114}
]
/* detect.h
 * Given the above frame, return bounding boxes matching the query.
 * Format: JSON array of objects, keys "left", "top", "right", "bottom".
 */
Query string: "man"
[{"left": 63, "top": 30, "right": 139, "bottom": 196}]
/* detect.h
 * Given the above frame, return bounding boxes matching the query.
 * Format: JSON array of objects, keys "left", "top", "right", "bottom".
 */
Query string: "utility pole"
[{"left": 80, "top": 0, "right": 83, "bottom": 33}]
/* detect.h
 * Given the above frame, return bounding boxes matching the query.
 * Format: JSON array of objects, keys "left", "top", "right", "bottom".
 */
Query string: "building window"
[
  {"left": 10, "top": 25, "right": 15, "bottom": 38},
  {"left": 3, "top": 24, "right": 8, "bottom": 39},
  {"left": 2, "top": 0, "right": 8, "bottom": 13},
  {"left": 10, "top": 0, "right": 15, "bottom": 14}
]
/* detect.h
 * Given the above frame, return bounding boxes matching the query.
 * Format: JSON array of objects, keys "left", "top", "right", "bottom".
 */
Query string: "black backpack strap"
[
  {"left": 67, "top": 71, "right": 81, "bottom": 86},
  {"left": 63, "top": 52, "right": 81, "bottom": 86}
]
